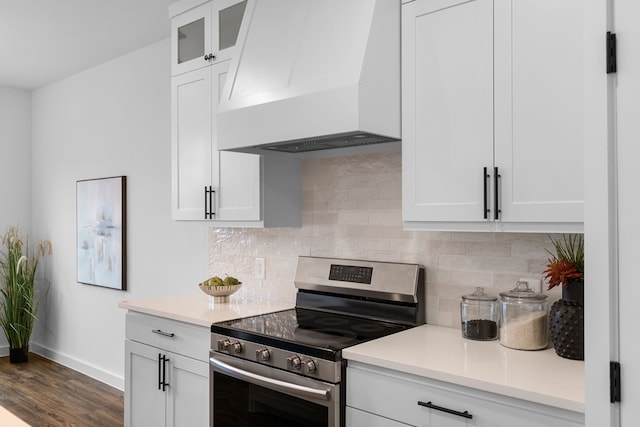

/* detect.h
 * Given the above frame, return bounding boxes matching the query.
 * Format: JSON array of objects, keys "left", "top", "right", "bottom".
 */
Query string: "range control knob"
[
  {"left": 230, "top": 341, "right": 243, "bottom": 354},
  {"left": 287, "top": 355, "right": 302, "bottom": 370},
  {"left": 256, "top": 348, "right": 270, "bottom": 361},
  {"left": 303, "top": 359, "right": 317, "bottom": 374},
  {"left": 217, "top": 338, "right": 231, "bottom": 351}
]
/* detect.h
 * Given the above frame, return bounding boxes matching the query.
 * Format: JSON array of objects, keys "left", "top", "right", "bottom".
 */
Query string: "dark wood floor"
[{"left": 0, "top": 353, "right": 124, "bottom": 426}]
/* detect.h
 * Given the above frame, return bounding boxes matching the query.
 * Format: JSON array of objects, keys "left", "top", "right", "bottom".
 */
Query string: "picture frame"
[{"left": 76, "top": 176, "right": 127, "bottom": 290}]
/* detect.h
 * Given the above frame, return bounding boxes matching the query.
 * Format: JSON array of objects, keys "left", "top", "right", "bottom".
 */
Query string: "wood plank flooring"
[{"left": 0, "top": 353, "right": 123, "bottom": 426}]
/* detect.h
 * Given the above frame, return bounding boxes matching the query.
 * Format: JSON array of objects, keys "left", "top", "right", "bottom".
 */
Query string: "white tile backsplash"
[{"left": 209, "top": 151, "right": 560, "bottom": 328}]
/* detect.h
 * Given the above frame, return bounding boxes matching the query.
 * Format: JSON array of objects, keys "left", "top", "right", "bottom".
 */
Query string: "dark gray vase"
[
  {"left": 549, "top": 297, "right": 584, "bottom": 361},
  {"left": 561, "top": 280, "right": 584, "bottom": 305}
]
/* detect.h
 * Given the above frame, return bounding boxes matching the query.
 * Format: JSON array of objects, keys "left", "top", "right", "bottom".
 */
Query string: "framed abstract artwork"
[{"left": 76, "top": 176, "right": 127, "bottom": 290}]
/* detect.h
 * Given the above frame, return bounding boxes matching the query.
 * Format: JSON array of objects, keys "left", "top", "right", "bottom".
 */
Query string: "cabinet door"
[
  {"left": 402, "top": 0, "right": 494, "bottom": 227},
  {"left": 172, "top": 3, "right": 212, "bottom": 76},
  {"left": 166, "top": 353, "right": 209, "bottom": 427},
  {"left": 212, "top": 63, "right": 262, "bottom": 221},
  {"left": 216, "top": 151, "right": 261, "bottom": 220},
  {"left": 346, "top": 407, "right": 408, "bottom": 427},
  {"left": 125, "top": 340, "right": 166, "bottom": 427},
  {"left": 494, "top": 0, "right": 584, "bottom": 227},
  {"left": 171, "top": 67, "right": 213, "bottom": 221},
  {"left": 171, "top": 0, "right": 248, "bottom": 76},
  {"left": 212, "top": 0, "right": 248, "bottom": 64},
  {"left": 172, "top": 61, "right": 261, "bottom": 222}
]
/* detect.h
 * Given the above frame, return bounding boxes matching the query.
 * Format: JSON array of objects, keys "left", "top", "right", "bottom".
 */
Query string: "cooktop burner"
[{"left": 211, "top": 308, "right": 408, "bottom": 359}]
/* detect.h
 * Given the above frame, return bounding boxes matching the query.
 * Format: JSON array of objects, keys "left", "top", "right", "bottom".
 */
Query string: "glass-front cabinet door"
[{"left": 171, "top": 0, "right": 248, "bottom": 76}]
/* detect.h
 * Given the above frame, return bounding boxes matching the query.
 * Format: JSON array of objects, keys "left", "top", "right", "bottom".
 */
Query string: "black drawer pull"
[
  {"left": 483, "top": 166, "right": 489, "bottom": 219},
  {"left": 152, "top": 329, "right": 175, "bottom": 338},
  {"left": 418, "top": 401, "right": 473, "bottom": 420}
]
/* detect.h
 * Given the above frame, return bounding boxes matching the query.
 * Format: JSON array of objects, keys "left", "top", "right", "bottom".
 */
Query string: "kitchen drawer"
[
  {"left": 346, "top": 407, "right": 408, "bottom": 427},
  {"left": 347, "top": 362, "right": 584, "bottom": 427},
  {"left": 125, "top": 312, "right": 209, "bottom": 361}
]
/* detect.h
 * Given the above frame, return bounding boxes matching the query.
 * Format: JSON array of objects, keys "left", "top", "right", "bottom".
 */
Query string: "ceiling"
[{"left": 0, "top": 0, "right": 176, "bottom": 90}]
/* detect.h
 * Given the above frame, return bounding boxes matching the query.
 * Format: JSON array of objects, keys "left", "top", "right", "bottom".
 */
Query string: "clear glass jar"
[
  {"left": 499, "top": 281, "right": 549, "bottom": 350},
  {"left": 460, "top": 287, "right": 499, "bottom": 341}
]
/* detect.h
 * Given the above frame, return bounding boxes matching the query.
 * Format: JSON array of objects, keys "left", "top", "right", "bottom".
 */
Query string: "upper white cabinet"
[
  {"left": 171, "top": 61, "right": 264, "bottom": 222},
  {"left": 402, "top": 0, "right": 584, "bottom": 232},
  {"left": 170, "top": 0, "right": 301, "bottom": 226},
  {"left": 171, "top": 0, "right": 247, "bottom": 76}
]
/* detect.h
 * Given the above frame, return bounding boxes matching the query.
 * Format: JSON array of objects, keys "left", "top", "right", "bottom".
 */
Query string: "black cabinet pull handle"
[
  {"left": 158, "top": 354, "right": 170, "bottom": 391},
  {"left": 418, "top": 401, "right": 473, "bottom": 420},
  {"left": 204, "top": 186, "right": 215, "bottom": 219},
  {"left": 204, "top": 186, "right": 208, "bottom": 219},
  {"left": 161, "top": 355, "right": 169, "bottom": 391},
  {"left": 483, "top": 167, "right": 489, "bottom": 219},
  {"left": 494, "top": 166, "right": 501, "bottom": 220},
  {"left": 203, "top": 53, "right": 216, "bottom": 61},
  {"left": 158, "top": 353, "right": 162, "bottom": 390},
  {"left": 152, "top": 329, "right": 175, "bottom": 338}
]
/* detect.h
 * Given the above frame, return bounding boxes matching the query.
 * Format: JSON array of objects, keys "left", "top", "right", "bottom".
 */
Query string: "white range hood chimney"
[{"left": 217, "top": 0, "right": 400, "bottom": 156}]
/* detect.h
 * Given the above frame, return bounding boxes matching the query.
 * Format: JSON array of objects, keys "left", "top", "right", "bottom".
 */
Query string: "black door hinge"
[
  {"left": 610, "top": 361, "right": 621, "bottom": 403},
  {"left": 607, "top": 32, "right": 617, "bottom": 74}
]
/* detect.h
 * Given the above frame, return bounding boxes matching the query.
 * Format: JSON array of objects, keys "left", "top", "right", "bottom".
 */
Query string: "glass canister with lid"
[
  {"left": 460, "top": 287, "right": 499, "bottom": 340},
  {"left": 499, "top": 281, "right": 549, "bottom": 350}
]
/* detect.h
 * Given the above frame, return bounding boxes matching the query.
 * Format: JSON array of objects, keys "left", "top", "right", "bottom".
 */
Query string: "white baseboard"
[
  {"left": 28, "top": 342, "right": 124, "bottom": 391},
  {"left": 0, "top": 345, "right": 8, "bottom": 357}
]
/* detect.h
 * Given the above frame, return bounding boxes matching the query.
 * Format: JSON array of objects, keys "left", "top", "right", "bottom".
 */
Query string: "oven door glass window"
[{"left": 213, "top": 372, "right": 329, "bottom": 427}]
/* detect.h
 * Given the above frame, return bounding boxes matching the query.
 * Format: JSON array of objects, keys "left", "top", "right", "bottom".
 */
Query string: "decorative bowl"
[{"left": 198, "top": 283, "right": 242, "bottom": 302}]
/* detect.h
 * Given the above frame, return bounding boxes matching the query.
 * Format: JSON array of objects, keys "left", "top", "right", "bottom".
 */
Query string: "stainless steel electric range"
[{"left": 209, "top": 256, "right": 425, "bottom": 427}]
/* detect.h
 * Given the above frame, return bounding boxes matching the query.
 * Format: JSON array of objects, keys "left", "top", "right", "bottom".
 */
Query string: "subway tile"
[
  {"left": 452, "top": 232, "right": 497, "bottom": 242},
  {"left": 338, "top": 212, "right": 369, "bottom": 225},
  {"left": 208, "top": 152, "right": 555, "bottom": 330},
  {"left": 357, "top": 199, "right": 391, "bottom": 210},
  {"left": 463, "top": 241, "right": 511, "bottom": 257},
  {"left": 369, "top": 211, "right": 402, "bottom": 226},
  {"left": 425, "top": 240, "right": 466, "bottom": 255}
]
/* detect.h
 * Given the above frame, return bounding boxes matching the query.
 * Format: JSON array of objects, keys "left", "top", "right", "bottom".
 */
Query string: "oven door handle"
[{"left": 210, "top": 357, "right": 331, "bottom": 402}]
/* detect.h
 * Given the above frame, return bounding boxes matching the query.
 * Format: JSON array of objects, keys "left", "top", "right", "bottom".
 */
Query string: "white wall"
[
  {"left": 0, "top": 85, "right": 32, "bottom": 353},
  {"left": 30, "top": 38, "right": 209, "bottom": 388},
  {"left": 0, "top": 85, "right": 31, "bottom": 228}
]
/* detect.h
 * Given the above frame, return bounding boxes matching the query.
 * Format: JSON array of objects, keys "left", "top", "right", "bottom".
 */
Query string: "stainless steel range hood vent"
[
  {"left": 261, "top": 132, "right": 398, "bottom": 154},
  {"left": 217, "top": 0, "right": 401, "bottom": 156}
]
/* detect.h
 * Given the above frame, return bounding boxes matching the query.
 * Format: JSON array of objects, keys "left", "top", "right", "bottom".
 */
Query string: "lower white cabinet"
[
  {"left": 124, "top": 313, "right": 209, "bottom": 427},
  {"left": 346, "top": 407, "right": 408, "bottom": 427},
  {"left": 346, "top": 362, "right": 584, "bottom": 427}
]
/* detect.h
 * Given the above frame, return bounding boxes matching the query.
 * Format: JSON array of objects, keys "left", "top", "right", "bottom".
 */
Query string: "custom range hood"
[{"left": 217, "top": 0, "right": 400, "bottom": 156}]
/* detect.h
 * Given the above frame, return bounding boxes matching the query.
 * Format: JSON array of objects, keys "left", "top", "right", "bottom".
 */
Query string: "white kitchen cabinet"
[
  {"left": 171, "top": 0, "right": 248, "bottom": 76},
  {"left": 171, "top": 61, "right": 263, "bottom": 222},
  {"left": 346, "top": 407, "right": 408, "bottom": 427},
  {"left": 402, "top": 0, "right": 584, "bottom": 233},
  {"left": 346, "top": 362, "right": 584, "bottom": 427},
  {"left": 170, "top": 0, "right": 301, "bottom": 226},
  {"left": 124, "top": 313, "right": 210, "bottom": 427}
]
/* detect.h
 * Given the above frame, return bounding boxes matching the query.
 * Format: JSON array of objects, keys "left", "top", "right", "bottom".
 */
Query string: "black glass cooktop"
[{"left": 211, "top": 308, "right": 408, "bottom": 361}]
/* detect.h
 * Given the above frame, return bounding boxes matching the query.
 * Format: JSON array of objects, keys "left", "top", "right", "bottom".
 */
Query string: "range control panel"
[
  {"left": 295, "top": 256, "right": 421, "bottom": 304},
  {"left": 329, "top": 264, "right": 373, "bottom": 284}
]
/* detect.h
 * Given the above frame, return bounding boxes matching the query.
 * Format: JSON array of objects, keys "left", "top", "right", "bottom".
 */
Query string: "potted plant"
[
  {"left": 0, "top": 226, "right": 51, "bottom": 363},
  {"left": 543, "top": 233, "right": 584, "bottom": 303},
  {"left": 543, "top": 233, "right": 584, "bottom": 360}
]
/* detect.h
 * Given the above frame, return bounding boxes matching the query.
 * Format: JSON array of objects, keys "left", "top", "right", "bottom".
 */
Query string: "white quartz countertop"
[
  {"left": 118, "top": 292, "right": 293, "bottom": 327},
  {"left": 343, "top": 324, "right": 584, "bottom": 413}
]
